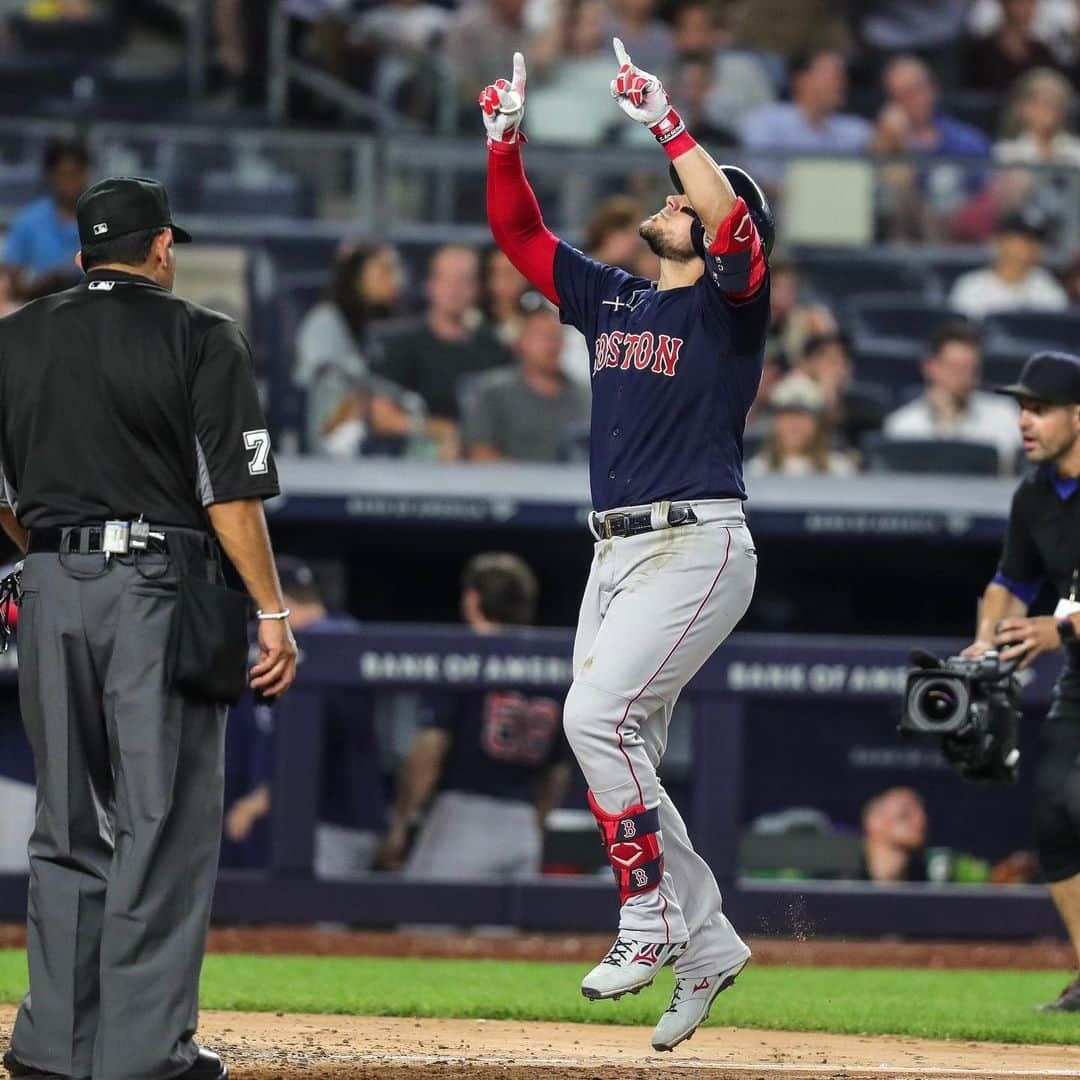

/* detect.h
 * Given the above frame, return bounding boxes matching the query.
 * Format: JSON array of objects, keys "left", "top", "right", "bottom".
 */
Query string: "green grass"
[{"left": 1, "top": 950, "right": 1078, "bottom": 1045}]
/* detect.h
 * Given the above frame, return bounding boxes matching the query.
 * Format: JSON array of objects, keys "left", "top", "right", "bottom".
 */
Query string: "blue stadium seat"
[
  {"left": 195, "top": 172, "right": 316, "bottom": 219},
  {"left": 860, "top": 434, "right": 1000, "bottom": 476},
  {"left": 982, "top": 349, "right": 1027, "bottom": 389},
  {"left": 0, "top": 164, "right": 45, "bottom": 210},
  {"left": 983, "top": 309, "right": 1080, "bottom": 356},
  {"left": 848, "top": 294, "right": 959, "bottom": 350},
  {"left": 852, "top": 341, "right": 924, "bottom": 394},
  {"left": 793, "top": 248, "right": 938, "bottom": 315}
]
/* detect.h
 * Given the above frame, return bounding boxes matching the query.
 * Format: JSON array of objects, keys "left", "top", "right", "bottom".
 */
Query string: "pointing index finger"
[
  {"left": 613, "top": 37, "right": 631, "bottom": 68},
  {"left": 512, "top": 51, "right": 527, "bottom": 95}
]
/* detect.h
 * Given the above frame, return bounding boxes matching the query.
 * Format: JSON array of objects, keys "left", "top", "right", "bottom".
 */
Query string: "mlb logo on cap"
[{"left": 93, "top": 223, "right": 108, "bottom": 236}]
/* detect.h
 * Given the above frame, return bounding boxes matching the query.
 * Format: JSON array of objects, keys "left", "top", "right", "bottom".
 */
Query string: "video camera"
[{"left": 900, "top": 649, "right": 1022, "bottom": 784}]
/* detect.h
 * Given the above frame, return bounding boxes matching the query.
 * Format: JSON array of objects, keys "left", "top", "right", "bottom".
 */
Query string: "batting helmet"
[{"left": 669, "top": 163, "right": 775, "bottom": 260}]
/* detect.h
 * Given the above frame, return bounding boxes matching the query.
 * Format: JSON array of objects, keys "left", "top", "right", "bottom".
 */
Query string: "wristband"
[
  {"left": 1059, "top": 617, "right": 1078, "bottom": 645},
  {"left": 649, "top": 106, "right": 696, "bottom": 161},
  {"left": 256, "top": 608, "right": 291, "bottom": 621}
]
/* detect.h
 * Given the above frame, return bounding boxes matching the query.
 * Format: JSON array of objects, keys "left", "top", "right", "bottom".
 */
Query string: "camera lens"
[{"left": 917, "top": 680, "right": 961, "bottom": 726}]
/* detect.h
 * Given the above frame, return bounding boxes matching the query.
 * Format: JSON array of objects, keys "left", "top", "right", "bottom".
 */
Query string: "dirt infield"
[
  {"left": 2, "top": 924, "right": 1075, "bottom": 970},
  {"left": 1, "top": 1006, "right": 1078, "bottom": 1080}
]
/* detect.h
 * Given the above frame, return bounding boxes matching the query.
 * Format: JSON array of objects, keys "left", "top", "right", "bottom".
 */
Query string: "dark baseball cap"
[
  {"left": 76, "top": 176, "right": 192, "bottom": 248},
  {"left": 276, "top": 556, "right": 318, "bottom": 597},
  {"left": 995, "top": 351, "right": 1080, "bottom": 405},
  {"left": 997, "top": 205, "right": 1052, "bottom": 241}
]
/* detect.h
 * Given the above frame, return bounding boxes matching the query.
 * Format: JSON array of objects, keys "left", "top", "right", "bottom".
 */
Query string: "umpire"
[
  {"left": 0, "top": 177, "right": 297, "bottom": 1079},
  {"left": 964, "top": 351, "right": 1080, "bottom": 1011}
]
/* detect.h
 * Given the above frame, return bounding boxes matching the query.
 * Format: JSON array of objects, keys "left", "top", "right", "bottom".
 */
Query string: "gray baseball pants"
[
  {"left": 563, "top": 499, "right": 755, "bottom": 977},
  {"left": 10, "top": 545, "right": 226, "bottom": 1080}
]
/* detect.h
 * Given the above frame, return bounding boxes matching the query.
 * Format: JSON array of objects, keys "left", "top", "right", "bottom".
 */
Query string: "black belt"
[
  {"left": 591, "top": 504, "right": 698, "bottom": 540},
  {"left": 28, "top": 525, "right": 170, "bottom": 555}
]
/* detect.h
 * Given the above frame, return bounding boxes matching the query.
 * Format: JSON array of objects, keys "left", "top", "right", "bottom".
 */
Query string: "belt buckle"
[{"left": 603, "top": 513, "right": 626, "bottom": 539}]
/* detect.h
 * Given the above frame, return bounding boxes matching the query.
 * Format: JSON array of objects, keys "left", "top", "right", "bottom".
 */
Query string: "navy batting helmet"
[{"left": 669, "top": 163, "right": 775, "bottom": 260}]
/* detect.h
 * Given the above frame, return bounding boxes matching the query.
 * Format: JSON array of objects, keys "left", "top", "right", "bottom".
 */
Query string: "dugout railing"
[{"left": 0, "top": 627, "right": 1067, "bottom": 939}]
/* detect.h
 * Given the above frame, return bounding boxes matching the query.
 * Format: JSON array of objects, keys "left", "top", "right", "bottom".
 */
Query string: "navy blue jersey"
[
  {"left": 554, "top": 241, "right": 769, "bottom": 512},
  {"left": 419, "top": 688, "right": 568, "bottom": 803}
]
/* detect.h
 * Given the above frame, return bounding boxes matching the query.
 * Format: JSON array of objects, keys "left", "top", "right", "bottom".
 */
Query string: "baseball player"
[{"left": 481, "top": 40, "right": 773, "bottom": 1051}]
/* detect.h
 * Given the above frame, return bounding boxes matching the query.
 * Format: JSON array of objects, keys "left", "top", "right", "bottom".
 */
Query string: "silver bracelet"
[{"left": 256, "top": 608, "right": 291, "bottom": 621}]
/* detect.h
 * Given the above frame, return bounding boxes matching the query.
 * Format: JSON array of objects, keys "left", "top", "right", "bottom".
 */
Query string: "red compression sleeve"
[{"left": 486, "top": 142, "right": 560, "bottom": 307}]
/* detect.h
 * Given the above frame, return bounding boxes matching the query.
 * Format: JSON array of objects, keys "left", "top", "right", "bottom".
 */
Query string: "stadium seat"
[
  {"left": 0, "top": 164, "right": 46, "bottom": 209},
  {"left": 793, "top": 247, "right": 938, "bottom": 315},
  {"left": 195, "top": 172, "right": 316, "bottom": 219},
  {"left": 982, "top": 349, "right": 1027, "bottom": 389},
  {"left": 848, "top": 294, "right": 958, "bottom": 350},
  {"left": 852, "top": 341, "right": 924, "bottom": 394},
  {"left": 983, "top": 310, "right": 1080, "bottom": 356},
  {"left": 860, "top": 434, "right": 1000, "bottom": 475}
]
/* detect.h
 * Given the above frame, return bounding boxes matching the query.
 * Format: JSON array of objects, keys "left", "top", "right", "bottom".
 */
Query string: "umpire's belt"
[
  {"left": 29, "top": 525, "right": 175, "bottom": 555},
  {"left": 588, "top": 501, "right": 698, "bottom": 540}
]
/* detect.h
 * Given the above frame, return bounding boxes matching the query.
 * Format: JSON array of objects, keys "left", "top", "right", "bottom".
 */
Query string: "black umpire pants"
[{"left": 11, "top": 541, "right": 226, "bottom": 1080}]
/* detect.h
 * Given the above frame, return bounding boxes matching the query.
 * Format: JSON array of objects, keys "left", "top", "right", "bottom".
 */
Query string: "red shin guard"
[{"left": 587, "top": 790, "right": 664, "bottom": 904}]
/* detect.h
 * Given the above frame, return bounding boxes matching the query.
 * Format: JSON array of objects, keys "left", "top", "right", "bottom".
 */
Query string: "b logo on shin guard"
[{"left": 632, "top": 867, "right": 649, "bottom": 889}]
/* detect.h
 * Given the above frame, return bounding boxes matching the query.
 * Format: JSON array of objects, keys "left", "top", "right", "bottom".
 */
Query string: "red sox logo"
[
  {"left": 593, "top": 331, "right": 685, "bottom": 378},
  {"left": 632, "top": 867, "right": 649, "bottom": 889},
  {"left": 621, "top": 819, "right": 637, "bottom": 839}
]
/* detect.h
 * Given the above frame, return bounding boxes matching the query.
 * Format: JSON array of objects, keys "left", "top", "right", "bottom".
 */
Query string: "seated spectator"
[
  {"left": 767, "top": 255, "right": 839, "bottom": 368},
  {"left": 883, "top": 321, "right": 1020, "bottom": 471},
  {"left": 583, "top": 196, "right": 651, "bottom": 274},
  {"left": 380, "top": 553, "right": 571, "bottom": 879},
  {"left": 223, "top": 558, "right": 388, "bottom": 879},
  {"left": 727, "top": 0, "right": 853, "bottom": 61},
  {"left": 995, "top": 67, "right": 1080, "bottom": 168},
  {"left": 483, "top": 247, "right": 532, "bottom": 346},
  {"left": 445, "top": 0, "right": 533, "bottom": 109},
  {"left": 968, "top": 0, "right": 1078, "bottom": 67},
  {"left": 0, "top": 265, "right": 23, "bottom": 319},
  {"left": 4, "top": 137, "right": 87, "bottom": 290},
  {"left": 740, "top": 49, "right": 872, "bottom": 162},
  {"left": 526, "top": 0, "right": 617, "bottom": 145},
  {"left": 376, "top": 245, "right": 515, "bottom": 458},
  {"left": 872, "top": 56, "right": 989, "bottom": 157},
  {"left": 964, "top": 0, "right": 1064, "bottom": 92},
  {"left": 747, "top": 372, "right": 856, "bottom": 477},
  {"left": 294, "top": 243, "right": 420, "bottom": 456},
  {"left": 858, "top": 0, "right": 969, "bottom": 61},
  {"left": 796, "top": 332, "right": 889, "bottom": 450},
  {"left": 602, "top": 0, "right": 676, "bottom": 82},
  {"left": 948, "top": 205, "right": 1069, "bottom": 319},
  {"left": 670, "top": 4, "right": 774, "bottom": 125},
  {"left": 860, "top": 787, "right": 928, "bottom": 883},
  {"left": 463, "top": 306, "right": 591, "bottom": 462}
]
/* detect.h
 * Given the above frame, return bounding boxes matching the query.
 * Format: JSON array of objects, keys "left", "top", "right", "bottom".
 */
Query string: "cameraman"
[{"left": 964, "top": 351, "right": 1080, "bottom": 1011}]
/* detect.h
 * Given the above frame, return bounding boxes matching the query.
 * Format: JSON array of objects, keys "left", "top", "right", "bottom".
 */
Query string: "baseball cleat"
[
  {"left": 651, "top": 951, "right": 751, "bottom": 1051},
  {"left": 1038, "top": 975, "right": 1080, "bottom": 1012},
  {"left": 2, "top": 1049, "right": 68, "bottom": 1079},
  {"left": 581, "top": 936, "right": 687, "bottom": 1001}
]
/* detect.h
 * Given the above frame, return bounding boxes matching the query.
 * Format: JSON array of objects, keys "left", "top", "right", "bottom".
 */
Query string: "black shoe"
[
  {"left": 176, "top": 1048, "right": 228, "bottom": 1080},
  {"left": 2, "top": 1049, "right": 70, "bottom": 1079},
  {"left": 1038, "top": 975, "right": 1080, "bottom": 1012}
]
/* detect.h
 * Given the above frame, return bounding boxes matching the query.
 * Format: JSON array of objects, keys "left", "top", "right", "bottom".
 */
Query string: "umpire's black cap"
[
  {"left": 76, "top": 176, "right": 192, "bottom": 248},
  {"left": 669, "top": 163, "right": 775, "bottom": 258},
  {"left": 995, "top": 351, "right": 1080, "bottom": 405}
]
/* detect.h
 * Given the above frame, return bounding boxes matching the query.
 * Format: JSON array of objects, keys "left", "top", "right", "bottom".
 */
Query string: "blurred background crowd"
[{"left": 0, "top": 0, "right": 1077, "bottom": 904}]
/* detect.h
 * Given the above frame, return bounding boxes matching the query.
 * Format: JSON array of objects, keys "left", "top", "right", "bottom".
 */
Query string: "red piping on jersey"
[
  {"left": 486, "top": 142, "right": 560, "bottom": 307},
  {"left": 614, "top": 527, "right": 734, "bottom": 806},
  {"left": 707, "top": 196, "right": 766, "bottom": 300}
]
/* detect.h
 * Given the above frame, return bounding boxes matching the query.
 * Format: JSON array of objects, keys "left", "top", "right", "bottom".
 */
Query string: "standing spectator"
[
  {"left": 746, "top": 371, "right": 855, "bottom": 477},
  {"left": 445, "top": 0, "right": 532, "bottom": 107},
  {"left": 4, "top": 137, "right": 87, "bottom": 288},
  {"left": 872, "top": 56, "right": 989, "bottom": 157},
  {"left": 740, "top": 49, "right": 872, "bottom": 158},
  {"left": 795, "top": 332, "right": 890, "bottom": 450},
  {"left": 995, "top": 67, "right": 1080, "bottom": 168},
  {"left": 883, "top": 321, "right": 1021, "bottom": 470},
  {"left": 223, "top": 558, "right": 389, "bottom": 880},
  {"left": 964, "top": 0, "right": 1064, "bottom": 92},
  {"left": 948, "top": 206, "right": 1069, "bottom": 319},
  {"left": 463, "top": 306, "right": 591, "bottom": 462},
  {"left": 860, "top": 787, "right": 929, "bottom": 883},
  {"left": 376, "top": 244, "right": 514, "bottom": 457},
  {"left": 294, "top": 243, "right": 421, "bottom": 456},
  {"left": 483, "top": 246, "right": 532, "bottom": 346},
  {"left": 380, "top": 553, "right": 571, "bottom": 879}
]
